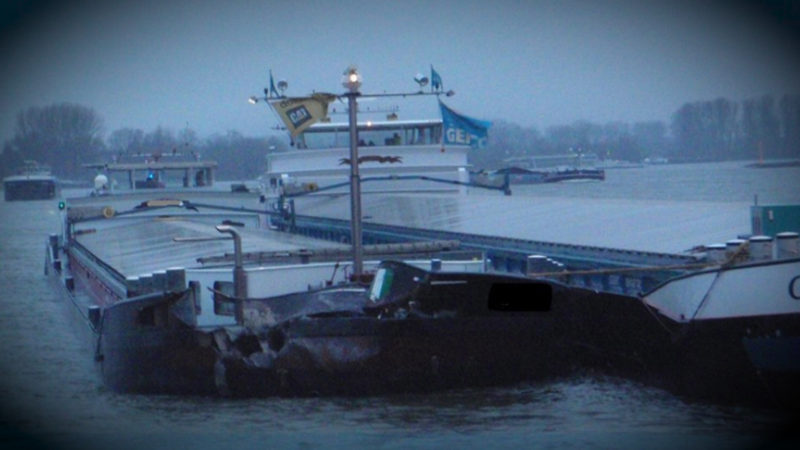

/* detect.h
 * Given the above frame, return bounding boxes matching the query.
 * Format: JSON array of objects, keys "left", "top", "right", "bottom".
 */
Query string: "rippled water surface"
[{"left": 2, "top": 162, "right": 799, "bottom": 449}]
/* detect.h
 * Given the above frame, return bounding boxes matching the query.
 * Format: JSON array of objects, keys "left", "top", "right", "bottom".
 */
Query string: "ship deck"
[
  {"left": 293, "top": 193, "right": 752, "bottom": 254},
  {"left": 74, "top": 217, "right": 344, "bottom": 278},
  {"left": 66, "top": 191, "right": 345, "bottom": 278}
]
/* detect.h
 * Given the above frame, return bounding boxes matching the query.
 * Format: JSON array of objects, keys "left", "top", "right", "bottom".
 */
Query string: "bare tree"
[
  {"left": 107, "top": 128, "right": 145, "bottom": 156},
  {"left": 778, "top": 94, "right": 800, "bottom": 158},
  {"left": 12, "top": 103, "right": 105, "bottom": 177}
]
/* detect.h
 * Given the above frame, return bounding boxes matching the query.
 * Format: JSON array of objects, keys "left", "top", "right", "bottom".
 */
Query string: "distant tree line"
[
  {"left": 104, "top": 126, "right": 287, "bottom": 182},
  {"left": 2, "top": 94, "right": 799, "bottom": 181},
  {"left": 476, "top": 119, "right": 666, "bottom": 168},
  {"left": 478, "top": 93, "right": 800, "bottom": 168},
  {"left": 1, "top": 103, "right": 105, "bottom": 179},
  {"left": 0, "top": 102, "right": 288, "bottom": 182},
  {"left": 670, "top": 94, "right": 800, "bottom": 162}
]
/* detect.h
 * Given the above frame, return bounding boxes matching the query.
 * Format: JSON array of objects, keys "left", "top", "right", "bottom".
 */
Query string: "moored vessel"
[{"left": 3, "top": 160, "right": 59, "bottom": 201}]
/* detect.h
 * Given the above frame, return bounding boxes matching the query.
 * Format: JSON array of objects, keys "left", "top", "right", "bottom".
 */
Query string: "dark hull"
[
  {"left": 97, "top": 297, "right": 218, "bottom": 395},
  {"left": 4, "top": 179, "right": 58, "bottom": 201},
  {"left": 220, "top": 315, "right": 575, "bottom": 397},
  {"left": 48, "top": 242, "right": 219, "bottom": 395},
  {"left": 48, "top": 240, "right": 800, "bottom": 407},
  {"left": 508, "top": 169, "right": 605, "bottom": 184},
  {"left": 540, "top": 169, "right": 605, "bottom": 183},
  {"left": 217, "top": 274, "right": 800, "bottom": 408},
  {"left": 558, "top": 291, "right": 800, "bottom": 409}
]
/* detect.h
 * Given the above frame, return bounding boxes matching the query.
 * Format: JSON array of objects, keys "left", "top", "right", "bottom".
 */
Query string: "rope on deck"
[{"left": 527, "top": 242, "right": 750, "bottom": 278}]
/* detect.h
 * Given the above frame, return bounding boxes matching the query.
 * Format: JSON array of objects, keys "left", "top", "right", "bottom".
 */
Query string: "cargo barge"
[
  {"left": 46, "top": 189, "right": 596, "bottom": 396},
  {"left": 46, "top": 190, "right": 800, "bottom": 407}
]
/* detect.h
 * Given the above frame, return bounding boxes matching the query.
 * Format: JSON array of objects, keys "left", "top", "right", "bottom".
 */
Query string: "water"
[
  {"left": 2, "top": 162, "right": 799, "bottom": 449},
  {"left": 508, "top": 161, "right": 800, "bottom": 204}
]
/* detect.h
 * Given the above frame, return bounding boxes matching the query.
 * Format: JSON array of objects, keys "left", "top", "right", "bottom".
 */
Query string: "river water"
[{"left": 1, "top": 161, "right": 799, "bottom": 449}]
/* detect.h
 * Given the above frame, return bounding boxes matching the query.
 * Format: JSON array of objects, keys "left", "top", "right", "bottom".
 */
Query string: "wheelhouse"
[{"left": 295, "top": 119, "right": 444, "bottom": 149}]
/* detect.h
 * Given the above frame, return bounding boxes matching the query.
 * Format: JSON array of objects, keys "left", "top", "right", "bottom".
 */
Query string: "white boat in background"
[
  {"left": 643, "top": 156, "right": 669, "bottom": 165},
  {"left": 257, "top": 71, "right": 493, "bottom": 198},
  {"left": 262, "top": 118, "right": 472, "bottom": 197}
]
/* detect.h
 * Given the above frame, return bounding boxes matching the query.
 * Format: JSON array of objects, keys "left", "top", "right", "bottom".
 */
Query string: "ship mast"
[
  {"left": 340, "top": 67, "right": 454, "bottom": 279},
  {"left": 342, "top": 66, "right": 364, "bottom": 277}
]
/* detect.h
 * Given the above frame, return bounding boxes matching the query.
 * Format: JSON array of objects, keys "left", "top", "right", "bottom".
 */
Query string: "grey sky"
[{"left": 1, "top": 0, "right": 798, "bottom": 144}]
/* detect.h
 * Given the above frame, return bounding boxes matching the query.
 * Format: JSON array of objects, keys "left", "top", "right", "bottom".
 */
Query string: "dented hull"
[
  {"left": 48, "top": 235, "right": 800, "bottom": 407},
  {"left": 218, "top": 316, "right": 573, "bottom": 397}
]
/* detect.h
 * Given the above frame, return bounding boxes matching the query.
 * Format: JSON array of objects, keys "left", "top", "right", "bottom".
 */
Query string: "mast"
[{"left": 343, "top": 66, "right": 364, "bottom": 277}]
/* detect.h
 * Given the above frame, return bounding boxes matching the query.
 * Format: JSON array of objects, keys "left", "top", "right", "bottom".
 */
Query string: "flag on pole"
[
  {"left": 431, "top": 65, "right": 443, "bottom": 92},
  {"left": 439, "top": 100, "right": 491, "bottom": 148},
  {"left": 269, "top": 70, "right": 279, "bottom": 98},
  {"left": 269, "top": 93, "right": 337, "bottom": 137}
]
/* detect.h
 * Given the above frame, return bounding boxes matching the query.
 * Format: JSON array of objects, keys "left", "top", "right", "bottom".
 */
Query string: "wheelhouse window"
[{"left": 297, "top": 120, "right": 443, "bottom": 149}]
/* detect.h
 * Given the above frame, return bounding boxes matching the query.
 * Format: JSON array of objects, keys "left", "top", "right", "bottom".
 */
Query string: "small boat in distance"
[
  {"left": 473, "top": 152, "right": 606, "bottom": 186},
  {"left": 470, "top": 165, "right": 605, "bottom": 188},
  {"left": 3, "top": 160, "right": 59, "bottom": 201},
  {"left": 507, "top": 166, "right": 604, "bottom": 184}
]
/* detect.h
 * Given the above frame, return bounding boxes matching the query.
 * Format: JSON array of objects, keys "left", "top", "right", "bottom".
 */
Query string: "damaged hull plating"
[
  {"left": 213, "top": 271, "right": 567, "bottom": 397},
  {"left": 219, "top": 316, "right": 558, "bottom": 397},
  {"left": 213, "top": 259, "right": 800, "bottom": 406}
]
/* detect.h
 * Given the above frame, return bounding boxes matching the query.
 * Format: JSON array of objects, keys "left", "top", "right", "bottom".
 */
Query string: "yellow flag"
[{"left": 269, "top": 93, "right": 337, "bottom": 137}]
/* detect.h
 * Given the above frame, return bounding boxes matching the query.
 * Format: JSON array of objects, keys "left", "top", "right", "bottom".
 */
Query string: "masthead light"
[{"left": 342, "top": 66, "right": 362, "bottom": 92}]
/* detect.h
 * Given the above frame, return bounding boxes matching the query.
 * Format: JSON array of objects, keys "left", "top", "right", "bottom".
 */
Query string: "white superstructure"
[{"left": 262, "top": 119, "right": 471, "bottom": 196}]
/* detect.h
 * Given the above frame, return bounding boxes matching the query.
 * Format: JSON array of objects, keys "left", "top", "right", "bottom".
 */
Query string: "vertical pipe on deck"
[{"left": 215, "top": 225, "right": 246, "bottom": 298}]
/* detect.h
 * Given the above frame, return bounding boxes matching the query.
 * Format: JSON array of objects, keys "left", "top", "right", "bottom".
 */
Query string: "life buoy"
[{"left": 102, "top": 206, "right": 115, "bottom": 218}]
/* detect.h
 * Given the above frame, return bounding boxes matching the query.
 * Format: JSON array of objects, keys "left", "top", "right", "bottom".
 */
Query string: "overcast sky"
[{"left": 1, "top": 0, "right": 798, "bottom": 143}]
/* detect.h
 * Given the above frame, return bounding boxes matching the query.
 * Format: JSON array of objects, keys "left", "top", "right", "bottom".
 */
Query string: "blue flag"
[
  {"left": 269, "top": 70, "right": 279, "bottom": 98},
  {"left": 431, "top": 65, "right": 442, "bottom": 92},
  {"left": 439, "top": 100, "right": 491, "bottom": 148}
]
